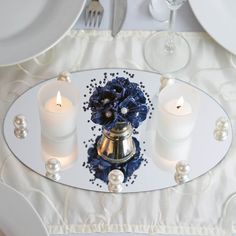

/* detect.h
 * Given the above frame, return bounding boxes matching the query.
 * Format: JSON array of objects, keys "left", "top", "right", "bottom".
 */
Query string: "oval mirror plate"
[{"left": 3, "top": 69, "right": 232, "bottom": 193}]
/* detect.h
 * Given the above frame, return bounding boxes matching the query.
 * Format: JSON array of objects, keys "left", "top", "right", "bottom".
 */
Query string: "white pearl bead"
[
  {"left": 108, "top": 169, "right": 124, "bottom": 185},
  {"left": 57, "top": 71, "right": 71, "bottom": 82},
  {"left": 174, "top": 173, "right": 189, "bottom": 184},
  {"left": 176, "top": 160, "right": 190, "bottom": 175},
  {"left": 105, "top": 111, "right": 112, "bottom": 118},
  {"left": 108, "top": 183, "right": 123, "bottom": 193},
  {"left": 13, "top": 115, "right": 27, "bottom": 129},
  {"left": 121, "top": 107, "right": 128, "bottom": 115},
  {"left": 14, "top": 128, "right": 28, "bottom": 139},
  {"left": 215, "top": 117, "right": 229, "bottom": 131},
  {"left": 159, "top": 74, "right": 176, "bottom": 91},
  {"left": 103, "top": 98, "right": 110, "bottom": 104},
  {"left": 45, "top": 158, "right": 61, "bottom": 174},
  {"left": 46, "top": 172, "right": 61, "bottom": 181},
  {"left": 214, "top": 129, "right": 228, "bottom": 141}
]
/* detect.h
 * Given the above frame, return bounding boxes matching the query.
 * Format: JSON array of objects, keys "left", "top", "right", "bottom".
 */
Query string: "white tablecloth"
[{"left": 0, "top": 30, "right": 236, "bottom": 236}]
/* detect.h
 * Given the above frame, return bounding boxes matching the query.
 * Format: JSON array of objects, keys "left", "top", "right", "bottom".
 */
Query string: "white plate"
[
  {"left": 0, "top": 0, "right": 86, "bottom": 66},
  {"left": 0, "top": 182, "right": 48, "bottom": 236},
  {"left": 189, "top": 0, "right": 236, "bottom": 55}
]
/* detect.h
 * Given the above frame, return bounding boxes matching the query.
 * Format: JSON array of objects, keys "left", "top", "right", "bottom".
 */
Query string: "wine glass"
[{"left": 144, "top": 0, "right": 191, "bottom": 74}]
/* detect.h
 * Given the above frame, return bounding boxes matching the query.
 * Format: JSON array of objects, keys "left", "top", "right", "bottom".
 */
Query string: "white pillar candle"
[
  {"left": 38, "top": 80, "right": 79, "bottom": 139},
  {"left": 157, "top": 83, "right": 200, "bottom": 140}
]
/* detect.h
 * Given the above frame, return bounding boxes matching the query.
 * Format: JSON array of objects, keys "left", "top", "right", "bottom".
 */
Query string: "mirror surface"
[{"left": 3, "top": 69, "right": 232, "bottom": 193}]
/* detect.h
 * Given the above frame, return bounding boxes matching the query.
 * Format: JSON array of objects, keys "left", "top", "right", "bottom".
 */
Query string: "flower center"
[
  {"left": 103, "top": 98, "right": 110, "bottom": 104},
  {"left": 105, "top": 111, "right": 112, "bottom": 118},
  {"left": 121, "top": 107, "right": 128, "bottom": 115}
]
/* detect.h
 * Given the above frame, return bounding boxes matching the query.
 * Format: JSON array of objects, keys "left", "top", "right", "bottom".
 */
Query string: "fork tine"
[
  {"left": 93, "top": 12, "right": 98, "bottom": 27},
  {"left": 85, "top": 9, "right": 91, "bottom": 27},
  {"left": 89, "top": 11, "right": 93, "bottom": 27},
  {"left": 98, "top": 10, "right": 103, "bottom": 27},
  {"left": 89, "top": 10, "right": 95, "bottom": 27}
]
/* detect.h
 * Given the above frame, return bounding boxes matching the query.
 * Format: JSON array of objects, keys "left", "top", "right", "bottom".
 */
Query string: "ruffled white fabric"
[{"left": 0, "top": 30, "right": 236, "bottom": 236}]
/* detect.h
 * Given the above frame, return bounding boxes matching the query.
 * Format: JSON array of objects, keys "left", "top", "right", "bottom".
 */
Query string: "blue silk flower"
[{"left": 88, "top": 77, "right": 148, "bottom": 130}]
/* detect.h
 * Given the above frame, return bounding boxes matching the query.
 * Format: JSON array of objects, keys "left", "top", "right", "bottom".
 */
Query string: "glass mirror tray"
[{"left": 3, "top": 69, "right": 232, "bottom": 193}]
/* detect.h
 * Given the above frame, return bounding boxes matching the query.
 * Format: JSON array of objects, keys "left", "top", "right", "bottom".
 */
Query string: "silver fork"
[{"left": 85, "top": 0, "right": 104, "bottom": 27}]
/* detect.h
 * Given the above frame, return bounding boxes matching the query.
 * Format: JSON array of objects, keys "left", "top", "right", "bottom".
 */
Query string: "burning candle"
[
  {"left": 38, "top": 80, "right": 78, "bottom": 138},
  {"left": 164, "top": 96, "right": 192, "bottom": 116},
  {"left": 44, "top": 91, "right": 73, "bottom": 113},
  {"left": 157, "top": 83, "right": 200, "bottom": 140}
]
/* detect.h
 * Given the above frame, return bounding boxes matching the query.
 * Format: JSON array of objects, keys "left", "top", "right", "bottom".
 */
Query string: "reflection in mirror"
[
  {"left": 108, "top": 169, "right": 124, "bottom": 193},
  {"left": 42, "top": 132, "right": 78, "bottom": 177},
  {"left": 152, "top": 131, "right": 192, "bottom": 173},
  {"left": 214, "top": 117, "right": 230, "bottom": 141},
  {"left": 174, "top": 160, "right": 191, "bottom": 184},
  {"left": 45, "top": 158, "right": 61, "bottom": 181},
  {"left": 156, "top": 132, "right": 192, "bottom": 162}
]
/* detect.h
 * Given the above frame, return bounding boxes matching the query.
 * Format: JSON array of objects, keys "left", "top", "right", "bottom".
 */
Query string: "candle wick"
[
  {"left": 176, "top": 105, "right": 181, "bottom": 109},
  {"left": 57, "top": 103, "right": 62, "bottom": 107}
]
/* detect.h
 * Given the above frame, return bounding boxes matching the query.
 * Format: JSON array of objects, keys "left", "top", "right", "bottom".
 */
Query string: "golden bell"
[{"left": 97, "top": 122, "right": 136, "bottom": 164}]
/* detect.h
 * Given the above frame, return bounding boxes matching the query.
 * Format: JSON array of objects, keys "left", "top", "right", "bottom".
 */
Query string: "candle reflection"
[
  {"left": 41, "top": 132, "right": 78, "bottom": 170},
  {"left": 152, "top": 132, "right": 192, "bottom": 172},
  {"left": 156, "top": 133, "right": 192, "bottom": 162}
]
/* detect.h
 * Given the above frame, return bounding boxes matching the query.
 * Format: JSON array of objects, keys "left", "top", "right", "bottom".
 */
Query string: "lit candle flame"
[
  {"left": 176, "top": 96, "right": 184, "bottom": 109},
  {"left": 56, "top": 91, "right": 62, "bottom": 107}
]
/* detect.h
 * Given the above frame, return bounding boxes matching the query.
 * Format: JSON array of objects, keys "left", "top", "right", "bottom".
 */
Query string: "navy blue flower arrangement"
[
  {"left": 88, "top": 77, "right": 149, "bottom": 130},
  {"left": 87, "top": 136, "right": 143, "bottom": 183}
]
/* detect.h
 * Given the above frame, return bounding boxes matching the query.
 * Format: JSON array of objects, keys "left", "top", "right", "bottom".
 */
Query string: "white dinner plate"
[
  {"left": 0, "top": 182, "right": 48, "bottom": 236},
  {"left": 0, "top": 0, "right": 86, "bottom": 66},
  {"left": 189, "top": 0, "right": 236, "bottom": 55}
]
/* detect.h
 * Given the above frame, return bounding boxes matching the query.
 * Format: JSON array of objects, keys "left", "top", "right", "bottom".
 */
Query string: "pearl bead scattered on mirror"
[
  {"left": 14, "top": 128, "right": 28, "bottom": 139},
  {"left": 14, "top": 114, "right": 27, "bottom": 129},
  {"left": 175, "top": 160, "right": 190, "bottom": 175},
  {"left": 108, "top": 182, "right": 123, "bottom": 193},
  {"left": 214, "top": 117, "right": 229, "bottom": 141},
  {"left": 214, "top": 129, "right": 228, "bottom": 141},
  {"left": 57, "top": 71, "right": 71, "bottom": 83},
  {"left": 13, "top": 114, "right": 28, "bottom": 139},
  {"left": 108, "top": 169, "right": 124, "bottom": 185},
  {"left": 175, "top": 160, "right": 190, "bottom": 185},
  {"left": 108, "top": 169, "right": 124, "bottom": 192},
  {"left": 159, "top": 74, "right": 176, "bottom": 92},
  {"left": 215, "top": 117, "right": 229, "bottom": 131},
  {"left": 174, "top": 173, "right": 190, "bottom": 184},
  {"left": 45, "top": 158, "right": 61, "bottom": 173},
  {"left": 45, "top": 158, "right": 61, "bottom": 181}
]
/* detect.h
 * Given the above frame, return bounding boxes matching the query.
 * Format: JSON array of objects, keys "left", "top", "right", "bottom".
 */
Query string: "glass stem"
[{"left": 165, "top": 9, "right": 176, "bottom": 54}]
